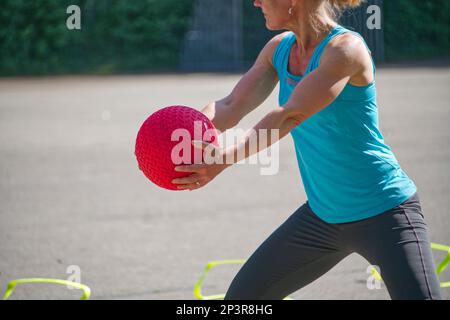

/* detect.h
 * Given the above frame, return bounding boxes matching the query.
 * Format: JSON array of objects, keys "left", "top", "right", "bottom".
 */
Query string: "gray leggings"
[{"left": 225, "top": 192, "right": 442, "bottom": 300}]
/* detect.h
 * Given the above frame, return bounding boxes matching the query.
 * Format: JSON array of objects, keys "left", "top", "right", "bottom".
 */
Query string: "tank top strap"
[
  {"left": 272, "top": 32, "right": 296, "bottom": 74},
  {"left": 306, "top": 25, "right": 348, "bottom": 74},
  {"left": 306, "top": 25, "right": 376, "bottom": 76}
]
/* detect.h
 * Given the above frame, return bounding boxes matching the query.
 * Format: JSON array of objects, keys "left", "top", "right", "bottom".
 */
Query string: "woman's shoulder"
[
  {"left": 322, "top": 32, "right": 374, "bottom": 85},
  {"left": 263, "top": 31, "right": 293, "bottom": 68},
  {"left": 267, "top": 31, "right": 293, "bottom": 51},
  {"left": 327, "top": 32, "right": 369, "bottom": 58}
]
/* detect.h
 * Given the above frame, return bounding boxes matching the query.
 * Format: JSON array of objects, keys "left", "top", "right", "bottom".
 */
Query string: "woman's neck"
[{"left": 289, "top": 5, "right": 337, "bottom": 56}]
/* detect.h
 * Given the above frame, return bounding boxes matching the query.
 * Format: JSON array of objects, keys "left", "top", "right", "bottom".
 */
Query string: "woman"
[{"left": 172, "top": 0, "right": 442, "bottom": 299}]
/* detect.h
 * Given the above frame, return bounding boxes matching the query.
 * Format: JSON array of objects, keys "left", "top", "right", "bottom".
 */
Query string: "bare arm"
[
  {"left": 222, "top": 35, "right": 369, "bottom": 164},
  {"left": 201, "top": 33, "right": 287, "bottom": 133},
  {"left": 173, "top": 34, "right": 370, "bottom": 190}
]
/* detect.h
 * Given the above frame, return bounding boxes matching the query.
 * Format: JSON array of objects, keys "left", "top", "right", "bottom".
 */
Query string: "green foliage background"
[
  {"left": 0, "top": 0, "right": 448, "bottom": 75},
  {"left": 384, "top": 0, "right": 449, "bottom": 61},
  {"left": 0, "top": 0, "right": 194, "bottom": 75}
]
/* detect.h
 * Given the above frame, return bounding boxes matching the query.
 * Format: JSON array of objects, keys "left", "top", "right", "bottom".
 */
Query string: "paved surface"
[{"left": 0, "top": 67, "right": 449, "bottom": 300}]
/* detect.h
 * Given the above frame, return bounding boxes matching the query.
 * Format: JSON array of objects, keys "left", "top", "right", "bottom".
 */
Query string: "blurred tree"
[
  {"left": 0, "top": 0, "right": 194, "bottom": 75},
  {"left": 384, "top": 0, "right": 449, "bottom": 61},
  {"left": 0, "top": 0, "right": 448, "bottom": 76},
  {"left": 0, "top": 0, "right": 68, "bottom": 75}
]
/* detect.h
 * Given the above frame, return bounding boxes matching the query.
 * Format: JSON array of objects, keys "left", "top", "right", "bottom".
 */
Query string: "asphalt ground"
[{"left": 0, "top": 66, "right": 449, "bottom": 299}]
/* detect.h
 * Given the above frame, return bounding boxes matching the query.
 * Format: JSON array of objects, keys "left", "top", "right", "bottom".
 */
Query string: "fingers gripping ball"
[{"left": 135, "top": 105, "right": 220, "bottom": 190}]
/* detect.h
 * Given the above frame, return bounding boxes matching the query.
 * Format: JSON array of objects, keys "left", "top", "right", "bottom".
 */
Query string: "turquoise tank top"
[{"left": 272, "top": 25, "right": 417, "bottom": 223}]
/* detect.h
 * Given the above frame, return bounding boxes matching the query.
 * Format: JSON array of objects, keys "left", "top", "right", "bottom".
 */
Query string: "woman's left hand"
[{"left": 172, "top": 141, "right": 230, "bottom": 191}]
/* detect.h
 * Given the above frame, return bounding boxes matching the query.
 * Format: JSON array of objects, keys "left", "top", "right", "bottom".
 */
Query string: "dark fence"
[
  {"left": 1, "top": 1, "right": 447, "bottom": 76},
  {"left": 181, "top": 0, "right": 385, "bottom": 72},
  {"left": 180, "top": 0, "right": 245, "bottom": 71}
]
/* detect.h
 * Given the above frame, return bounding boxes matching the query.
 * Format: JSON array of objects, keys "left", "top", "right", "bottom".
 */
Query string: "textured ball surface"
[{"left": 135, "top": 105, "right": 219, "bottom": 190}]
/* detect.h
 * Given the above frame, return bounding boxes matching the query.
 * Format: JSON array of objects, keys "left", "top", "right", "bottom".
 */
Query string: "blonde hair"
[
  {"left": 309, "top": 0, "right": 364, "bottom": 34},
  {"left": 326, "top": 0, "right": 364, "bottom": 20},
  {"left": 331, "top": 0, "right": 364, "bottom": 9}
]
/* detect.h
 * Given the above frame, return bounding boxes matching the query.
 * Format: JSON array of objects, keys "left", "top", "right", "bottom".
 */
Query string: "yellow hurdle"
[
  {"left": 194, "top": 242, "right": 450, "bottom": 299},
  {"left": 2, "top": 278, "right": 91, "bottom": 300}
]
